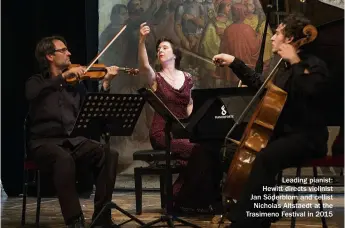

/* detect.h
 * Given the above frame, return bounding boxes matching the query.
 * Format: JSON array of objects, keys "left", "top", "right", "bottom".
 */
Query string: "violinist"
[
  {"left": 25, "top": 36, "right": 119, "bottom": 227},
  {"left": 213, "top": 13, "right": 330, "bottom": 228}
]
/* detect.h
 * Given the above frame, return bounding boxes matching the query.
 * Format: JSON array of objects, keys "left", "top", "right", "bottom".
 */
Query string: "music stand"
[
  {"left": 70, "top": 93, "right": 146, "bottom": 227},
  {"left": 137, "top": 87, "right": 201, "bottom": 228}
]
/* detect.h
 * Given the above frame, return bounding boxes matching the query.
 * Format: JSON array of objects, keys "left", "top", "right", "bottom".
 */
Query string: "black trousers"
[
  {"left": 228, "top": 131, "right": 328, "bottom": 228},
  {"left": 31, "top": 139, "right": 119, "bottom": 225}
]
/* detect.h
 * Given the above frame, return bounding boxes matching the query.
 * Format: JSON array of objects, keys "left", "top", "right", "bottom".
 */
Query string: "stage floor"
[{"left": 1, "top": 191, "right": 344, "bottom": 228}]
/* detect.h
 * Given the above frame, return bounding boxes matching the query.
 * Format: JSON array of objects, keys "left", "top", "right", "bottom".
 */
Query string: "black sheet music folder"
[
  {"left": 187, "top": 87, "right": 258, "bottom": 141},
  {"left": 70, "top": 93, "right": 145, "bottom": 137}
]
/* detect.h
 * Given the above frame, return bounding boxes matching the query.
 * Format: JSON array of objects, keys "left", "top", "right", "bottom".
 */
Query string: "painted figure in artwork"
[
  {"left": 199, "top": 0, "right": 233, "bottom": 88},
  {"left": 216, "top": 3, "right": 262, "bottom": 86},
  {"left": 175, "top": 0, "right": 205, "bottom": 69}
]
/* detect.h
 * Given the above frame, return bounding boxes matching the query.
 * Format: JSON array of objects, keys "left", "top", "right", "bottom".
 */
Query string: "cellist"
[{"left": 213, "top": 13, "right": 330, "bottom": 228}]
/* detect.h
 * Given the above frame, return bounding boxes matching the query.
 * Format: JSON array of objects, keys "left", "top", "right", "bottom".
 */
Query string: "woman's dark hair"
[
  {"left": 155, "top": 37, "right": 182, "bottom": 69},
  {"left": 35, "top": 35, "right": 67, "bottom": 72},
  {"left": 281, "top": 13, "right": 311, "bottom": 42}
]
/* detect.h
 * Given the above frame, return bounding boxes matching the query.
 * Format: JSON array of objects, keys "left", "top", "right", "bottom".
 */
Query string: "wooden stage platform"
[{"left": 1, "top": 191, "right": 344, "bottom": 227}]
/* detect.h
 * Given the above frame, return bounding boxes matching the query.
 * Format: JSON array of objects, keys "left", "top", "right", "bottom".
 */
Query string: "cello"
[{"left": 221, "top": 24, "right": 318, "bottom": 200}]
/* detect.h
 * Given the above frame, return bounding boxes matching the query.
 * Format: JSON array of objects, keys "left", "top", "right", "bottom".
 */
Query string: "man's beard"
[{"left": 60, "top": 62, "right": 71, "bottom": 72}]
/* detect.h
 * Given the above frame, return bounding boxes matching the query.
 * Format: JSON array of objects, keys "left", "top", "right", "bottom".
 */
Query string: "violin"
[
  {"left": 65, "top": 63, "right": 139, "bottom": 83},
  {"left": 65, "top": 24, "right": 139, "bottom": 83},
  {"left": 222, "top": 25, "right": 318, "bottom": 201}
]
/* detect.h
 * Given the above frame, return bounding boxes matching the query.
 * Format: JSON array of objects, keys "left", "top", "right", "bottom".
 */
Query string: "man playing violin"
[
  {"left": 25, "top": 36, "right": 119, "bottom": 228},
  {"left": 213, "top": 13, "right": 330, "bottom": 228}
]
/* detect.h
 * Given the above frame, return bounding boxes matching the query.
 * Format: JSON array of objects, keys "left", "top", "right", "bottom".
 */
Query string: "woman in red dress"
[{"left": 138, "top": 22, "right": 222, "bottom": 213}]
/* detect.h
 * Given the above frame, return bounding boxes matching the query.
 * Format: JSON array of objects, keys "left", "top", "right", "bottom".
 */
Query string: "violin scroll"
[{"left": 119, "top": 67, "right": 139, "bottom": 75}]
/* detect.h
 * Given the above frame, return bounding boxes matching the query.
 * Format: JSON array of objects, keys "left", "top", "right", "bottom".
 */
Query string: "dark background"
[
  {"left": 2, "top": 0, "right": 98, "bottom": 196},
  {"left": 1, "top": 0, "right": 343, "bottom": 196}
]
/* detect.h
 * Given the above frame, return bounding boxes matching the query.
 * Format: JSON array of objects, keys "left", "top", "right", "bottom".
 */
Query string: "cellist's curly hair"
[
  {"left": 35, "top": 36, "right": 67, "bottom": 73},
  {"left": 281, "top": 13, "right": 311, "bottom": 42}
]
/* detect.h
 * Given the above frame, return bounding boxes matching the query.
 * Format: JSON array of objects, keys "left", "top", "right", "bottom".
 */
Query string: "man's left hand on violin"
[{"left": 104, "top": 66, "right": 119, "bottom": 81}]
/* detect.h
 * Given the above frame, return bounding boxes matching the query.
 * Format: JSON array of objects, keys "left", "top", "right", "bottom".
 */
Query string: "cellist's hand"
[
  {"left": 278, "top": 43, "right": 301, "bottom": 64},
  {"left": 212, "top": 53, "right": 235, "bottom": 66}
]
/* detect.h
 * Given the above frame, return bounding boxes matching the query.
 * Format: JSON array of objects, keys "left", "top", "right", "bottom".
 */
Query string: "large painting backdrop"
[{"left": 98, "top": 0, "right": 273, "bottom": 171}]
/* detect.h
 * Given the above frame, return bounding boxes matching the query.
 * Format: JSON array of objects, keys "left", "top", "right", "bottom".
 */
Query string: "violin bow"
[
  {"left": 84, "top": 25, "right": 127, "bottom": 73},
  {"left": 178, "top": 47, "right": 215, "bottom": 65},
  {"left": 178, "top": 47, "right": 253, "bottom": 68},
  {"left": 178, "top": 47, "right": 252, "bottom": 87}
]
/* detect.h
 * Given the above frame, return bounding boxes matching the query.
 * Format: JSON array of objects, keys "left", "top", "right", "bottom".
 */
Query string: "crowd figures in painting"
[{"left": 98, "top": 0, "right": 274, "bottom": 168}]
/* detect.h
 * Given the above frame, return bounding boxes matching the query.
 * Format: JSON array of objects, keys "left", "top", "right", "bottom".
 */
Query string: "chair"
[
  {"left": 276, "top": 155, "right": 344, "bottom": 228},
  {"left": 133, "top": 149, "right": 182, "bottom": 215},
  {"left": 21, "top": 116, "right": 41, "bottom": 227}
]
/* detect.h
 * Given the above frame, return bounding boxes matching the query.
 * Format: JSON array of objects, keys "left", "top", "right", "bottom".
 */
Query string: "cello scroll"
[{"left": 293, "top": 25, "right": 318, "bottom": 49}]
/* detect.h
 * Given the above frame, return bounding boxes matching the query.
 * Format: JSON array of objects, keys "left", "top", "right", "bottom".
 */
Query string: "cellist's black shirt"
[{"left": 229, "top": 52, "right": 330, "bottom": 152}]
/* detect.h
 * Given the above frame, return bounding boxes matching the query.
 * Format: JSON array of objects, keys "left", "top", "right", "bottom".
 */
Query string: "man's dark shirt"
[
  {"left": 25, "top": 73, "right": 109, "bottom": 149},
  {"left": 229, "top": 51, "right": 330, "bottom": 153}
]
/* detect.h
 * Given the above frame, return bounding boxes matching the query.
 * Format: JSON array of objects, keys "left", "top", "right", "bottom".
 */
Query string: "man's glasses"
[{"left": 54, "top": 48, "right": 69, "bottom": 53}]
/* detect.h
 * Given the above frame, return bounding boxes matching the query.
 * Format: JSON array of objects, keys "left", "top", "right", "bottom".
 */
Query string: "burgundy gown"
[{"left": 149, "top": 72, "right": 222, "bottom": 213}]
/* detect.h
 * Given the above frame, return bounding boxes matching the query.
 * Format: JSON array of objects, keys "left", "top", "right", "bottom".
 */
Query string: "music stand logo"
[{"left": 215, "top": 105, "right": 234, "bottom": 119}]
